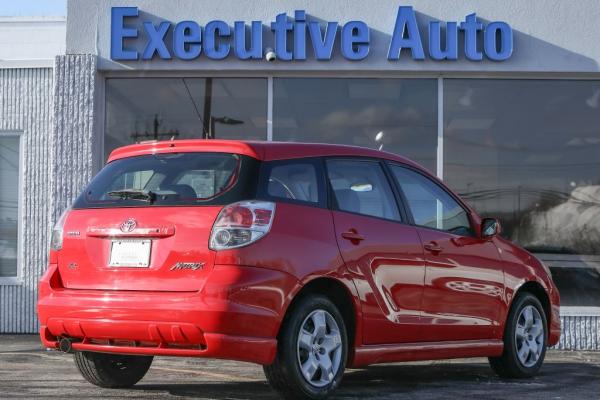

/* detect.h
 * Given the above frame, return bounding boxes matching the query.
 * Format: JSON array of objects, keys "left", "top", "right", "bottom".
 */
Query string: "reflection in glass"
[
  {"left": 274, "top": 78, "right": 438, "bottom": 174},
  {"left": 105, "top": 78, "right": 268, "bottom": 160},
  {"left": 0, "top": 136, "right": 19, "bottom": 277},
  {"left": 444, "top": 79, "right": 600, "bottom": 256},
  {"left": 551, "top": 267, "right": 600, "bottom": 306}
]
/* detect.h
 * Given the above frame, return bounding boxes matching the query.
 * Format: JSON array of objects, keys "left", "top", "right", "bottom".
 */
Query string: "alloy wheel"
[
  {"left": 296, "top": 309, "right": 343, "bottom": 388},
  {"left": 515, "top": 305, "right": 545, "bottom": 368}
]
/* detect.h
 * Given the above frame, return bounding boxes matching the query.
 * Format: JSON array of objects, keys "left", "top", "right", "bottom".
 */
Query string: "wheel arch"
[
  {"left": 511, "top": 280, "right": 552, "bottom": 329},
  {"left": 279, "top": 277, "right": 360, "bottom": 356}
]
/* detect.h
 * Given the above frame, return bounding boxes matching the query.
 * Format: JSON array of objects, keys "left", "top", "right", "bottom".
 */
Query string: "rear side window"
[
  {"left": 389, "top": 164, "right": 473, "bottom": 236},
  {"left": 326, "top": 159, "right": 400, "bottom": 221},
  {"left": 73, "top": 153, "right": 260, "bottom": 208},
  {"left": 258, "top": 158, "right": 325, "bottom": 207}
]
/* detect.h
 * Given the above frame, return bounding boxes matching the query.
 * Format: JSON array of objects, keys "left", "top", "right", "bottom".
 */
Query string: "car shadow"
[
  {"left": 136, "top": 381, "right": 280, "bottom": 399},
  {"left": 134, "top": 361, "right": 600, "bottom": 399}
]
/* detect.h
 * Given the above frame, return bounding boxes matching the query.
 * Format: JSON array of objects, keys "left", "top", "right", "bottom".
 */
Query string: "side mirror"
[{"left": 481, "top": 218, "right": 501, "bottom": 238}]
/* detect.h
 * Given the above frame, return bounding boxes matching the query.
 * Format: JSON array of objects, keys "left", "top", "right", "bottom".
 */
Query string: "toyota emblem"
[{"left": 119, "top": 218, "right": 137, "bottom": 233}]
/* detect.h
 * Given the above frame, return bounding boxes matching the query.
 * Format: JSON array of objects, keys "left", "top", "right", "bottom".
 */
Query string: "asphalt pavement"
[{"left": 1, "top": 335, "right": 599, "bottom": 399}]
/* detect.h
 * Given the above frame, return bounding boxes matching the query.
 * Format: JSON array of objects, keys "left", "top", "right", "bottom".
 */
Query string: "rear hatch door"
[
  {"left": 59, "top": 207, "right": 220, "bottom": 291},
  {"left": 56, "top": 151, "right": 259, "bottom": 292}
]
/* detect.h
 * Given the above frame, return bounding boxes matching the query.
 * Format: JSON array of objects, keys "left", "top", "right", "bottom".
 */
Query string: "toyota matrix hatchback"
[{"left": 38, "top": 140, "right": 560, "bottom": 399}]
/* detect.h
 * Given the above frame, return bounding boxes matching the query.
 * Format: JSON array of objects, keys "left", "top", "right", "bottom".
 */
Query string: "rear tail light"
[
  {"left": 209, "top": 201, "right": 275, "bottom": 250},
  {"left": 50, "top": 207, "right": 71, "bottom": 251}
]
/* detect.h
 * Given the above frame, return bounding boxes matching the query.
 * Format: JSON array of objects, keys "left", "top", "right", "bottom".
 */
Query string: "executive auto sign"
[{"left": 110, "top": 6, "right": 513, "bottom": 62}]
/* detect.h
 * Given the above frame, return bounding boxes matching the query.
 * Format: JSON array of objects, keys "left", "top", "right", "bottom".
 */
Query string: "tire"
[
  {"left": 264, "top": 295, "right": 348, "bottom": 399},
  {"left": 73, "top": 351, "right": 153, "bottom": 388},
  {"left": 489, "top": 292, "right": 548, "bottom": 378}
]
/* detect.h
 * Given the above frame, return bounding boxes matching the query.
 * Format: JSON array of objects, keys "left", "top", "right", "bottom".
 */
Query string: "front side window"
[
  {"left": 390, "top": 165, "right": 473, "bottom": 236},
  {"left": 73, "top": 153, "right": 259, "bottom": 208},
  {"left": 327, "top": 159, "right": 400, "bottom": 221},
  {"left": 0, "top": 135, "right": 20, "bottom": 278}
]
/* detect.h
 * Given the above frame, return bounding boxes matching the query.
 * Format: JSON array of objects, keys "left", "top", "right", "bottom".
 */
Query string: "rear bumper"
[
  {"left": 38, "top": 263, "right": 300, "bottom": 365},
  {"left": 39, "top": 325, "right": 275, "bottom": 364}
]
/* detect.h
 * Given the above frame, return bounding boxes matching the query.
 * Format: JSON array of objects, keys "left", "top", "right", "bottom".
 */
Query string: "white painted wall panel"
[
  {"left": 0, "top": 68, "right": 53, "bottom": 333},
  {"left": 0, "top": 18, "right": 65, "bottom": 64}
]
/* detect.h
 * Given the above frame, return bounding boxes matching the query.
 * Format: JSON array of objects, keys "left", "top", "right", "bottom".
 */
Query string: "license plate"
[{"left": 108, "top": 240, "right": 151, "bottom": 268}]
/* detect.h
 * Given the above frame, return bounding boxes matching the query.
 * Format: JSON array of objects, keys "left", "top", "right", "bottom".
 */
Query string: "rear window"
[{"left": 73, "top": 153, "right": 260, "bottom": 208}]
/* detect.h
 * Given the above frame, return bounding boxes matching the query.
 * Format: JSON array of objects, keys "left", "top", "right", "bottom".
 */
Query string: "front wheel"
[
  {"left": 489, "top": 292, "right": 547, "bottom": 378},
  {"left": 264, "top": 295, "right": 347, "bottom": 399},
  {"left": 74, "top": 351, "right": 153, "bottom": 388}
]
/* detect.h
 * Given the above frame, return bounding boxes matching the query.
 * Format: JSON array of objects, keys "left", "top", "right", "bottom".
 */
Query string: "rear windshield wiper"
[{"left": 107, "top": 189, "right": 156, "bottom": 203}]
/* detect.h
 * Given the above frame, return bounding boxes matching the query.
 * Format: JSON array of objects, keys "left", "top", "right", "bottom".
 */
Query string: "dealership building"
[{"left": 1, "top": 0, "right": 599, "bottom": 350}]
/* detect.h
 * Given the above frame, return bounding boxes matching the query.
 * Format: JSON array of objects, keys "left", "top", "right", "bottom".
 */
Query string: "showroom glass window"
[
  {"left": 104, "top": 78, "right": 268, "bottom": 160},
  {"left": 273, "top": 78, "right": 438, "bottom": 174},
  {"left": 0, "top": 135, "right": 20, "bottom": 277},
  {"left": 444, "top": 79, "right": 600, "bottom": 305}
]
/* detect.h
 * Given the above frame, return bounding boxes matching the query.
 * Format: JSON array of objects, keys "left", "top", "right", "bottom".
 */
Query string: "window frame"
[
  {"left": 324, "top": 156, "right": 408, "bottom": 224},
  {"left": 0, "top": 131, "right": 24, "bottom": 285},
  {"left": 257, "top": 157, "right": 328, "bottom": 209},
  {"left": 385, "top": 161, "right": 476, "bottom": 237}
]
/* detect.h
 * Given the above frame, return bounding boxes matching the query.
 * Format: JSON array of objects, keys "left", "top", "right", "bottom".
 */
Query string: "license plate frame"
[{"left": 108, "top": 239, "right": 152, "bottom": 268}]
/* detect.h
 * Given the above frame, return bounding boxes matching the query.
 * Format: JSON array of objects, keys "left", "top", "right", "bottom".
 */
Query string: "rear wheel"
[
  {"left": 74, "top": 351, "right": 153, "bottom": 388},
  {"left": 489, "top": 292, "right": 547, "bottom": 378},
  {"left": 264, "top": 295, "right": 347, "bottom": 399}
]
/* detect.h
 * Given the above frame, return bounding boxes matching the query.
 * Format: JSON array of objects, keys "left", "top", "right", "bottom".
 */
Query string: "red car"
[{"left": 38, "top": 140, "right": 560, "bottom": 399}]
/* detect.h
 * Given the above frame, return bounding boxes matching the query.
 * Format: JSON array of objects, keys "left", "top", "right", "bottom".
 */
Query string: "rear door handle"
[
  {"left": 424, "top": 242, "right": 443, "bottom": 253},
  {"left": 341, "top": 230, "right": 365, "bottom": 243}
]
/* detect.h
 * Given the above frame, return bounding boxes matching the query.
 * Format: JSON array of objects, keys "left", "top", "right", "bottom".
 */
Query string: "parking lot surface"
[{"left": 1, "top": 335, "right": 600, "bottom": 399}]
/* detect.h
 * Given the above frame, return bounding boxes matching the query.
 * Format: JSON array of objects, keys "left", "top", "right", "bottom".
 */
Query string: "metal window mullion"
[
  {"left": 436, "top": 76, "right": 444, "bottom": 180},
  {"left": 267, "top": 76, "right": 273, "bottom": 141}
]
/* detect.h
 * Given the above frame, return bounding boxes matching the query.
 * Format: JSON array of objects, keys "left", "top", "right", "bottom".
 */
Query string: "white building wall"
[
  {"left": 0, "top": 18, "right": 65, "bottom": 333},
  {"left": 0, "top": 17, "right": 66, "bottom": 68},
  {"left": 0, "top": 68, "right": 53, "bottom": 333}
]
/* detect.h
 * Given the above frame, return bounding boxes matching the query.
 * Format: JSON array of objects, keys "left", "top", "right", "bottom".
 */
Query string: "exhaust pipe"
[{"left": 59, "top": 337, "right": 74, "bottom": 353}]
